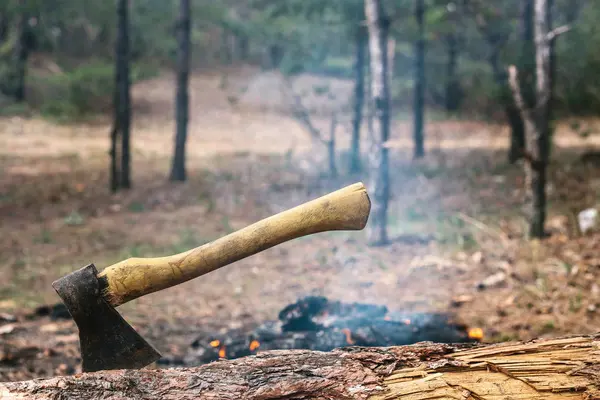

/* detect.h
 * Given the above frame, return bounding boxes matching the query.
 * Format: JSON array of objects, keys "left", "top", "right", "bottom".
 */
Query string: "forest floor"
[{"left": 1, "top": 66, "right": 600, "bottom": 382}]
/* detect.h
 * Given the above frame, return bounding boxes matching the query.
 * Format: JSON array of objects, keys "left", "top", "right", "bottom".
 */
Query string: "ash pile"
[{"left": 177, "top": 296, "right": 480, "bottom": 366}]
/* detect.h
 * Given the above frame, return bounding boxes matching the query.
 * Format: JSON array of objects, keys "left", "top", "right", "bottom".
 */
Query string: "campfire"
[{"left": 178, "top": 296, "right": 481, "bottom": 365}]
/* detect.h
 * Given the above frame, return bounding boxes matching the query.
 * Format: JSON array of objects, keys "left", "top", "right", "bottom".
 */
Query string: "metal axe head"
[{"left": 52, "top": 264, "right": 161, "bottom": 372}]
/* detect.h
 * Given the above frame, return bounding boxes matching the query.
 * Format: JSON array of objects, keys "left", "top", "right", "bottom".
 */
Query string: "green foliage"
[
  {"left": 34, "top": 63, "right": 114, "bottom": 119},
  {"left": 554, "top": 2, "right": 600, "bottom": 114},
  {"left": 0, "top": 0, "right": 598, "bottom": 119},
  {"left": 28, "top": 62, "right": 158, "bottom": 120}
]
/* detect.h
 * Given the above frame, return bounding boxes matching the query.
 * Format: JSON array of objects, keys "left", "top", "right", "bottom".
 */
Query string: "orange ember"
[
  {"left": 402, "top": 319, "right": 411, "bottom": 325},
  {"left": 384, "top": 316, "right": 391, "bottom": 321},
  {"left": 342, "top": 328, "right": 355, "bottom": 345},
  {"left": 468, "top": 327, "right": 484, "bottom": 340},
  {"left": 209, "top": 340, "right": 220, "bottom": 348},
  {"left": 249, "top": 340, "right": 260, "bottom": 351},
  {"left": 218, "top": 346, "right": 226, "bottom": 358}
]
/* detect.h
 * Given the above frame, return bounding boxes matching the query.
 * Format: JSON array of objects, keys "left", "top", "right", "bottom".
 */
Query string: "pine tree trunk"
[
  {"left": 350, "top": 27, "right": 367, "bottom": 174},
  {"left": 170, "top": 0, "right": 191, "bottom": 182},
  {"left": 529, "top": 0, "right": 551, "bottom": 238},
  {"left": 11, "top": 1, "right": 28, "bottom": 102},
  {"left": 444, "top": 34, "right": 460, "bottom": 113},
  {"left": 116, "top": 0, "right": 131, "bottom": 189},
  {"left": 109, "top": 121, "right": 120, "bottom": 193},
  {"left": 413, "top": 0, "right": 426, "bottom": 159},
  {"left": 3, "top": 336, "right": 600, "bottom": 399},
  {"left": 365, "top": 0, "right": 390, "bottom": 246},
  {"left": 509, "top": 0, "right": 534, "bottom": 163},
  {"left": 489, "top": 49, "right": 525, "bottom": 164},
  {"left": 0, "top": 13, "right": 8, "bottom": 43},
  {"left": 328, "top": 114, "right": 338, "bottom": 178},
  {"left": 547, "top": 0, "right": 555, "bottom": 126},
  {"left": 508, "top": 0, "right": 552, "bottom": 239},
  {"left": 221, "top": 27, "right": 232, "bottom": 65}
]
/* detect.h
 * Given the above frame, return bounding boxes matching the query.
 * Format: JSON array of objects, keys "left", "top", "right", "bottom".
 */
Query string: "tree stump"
[{"left": 2, "top": 335, "right": 600, "bottom": 399}]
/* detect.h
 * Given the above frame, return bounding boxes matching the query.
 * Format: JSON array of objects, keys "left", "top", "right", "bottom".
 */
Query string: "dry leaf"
[{"left": 0, "top": 325, "right": 15, "bottom": 335}]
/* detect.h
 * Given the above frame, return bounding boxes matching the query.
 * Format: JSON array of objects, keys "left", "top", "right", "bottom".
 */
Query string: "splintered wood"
[
  {"left": 374, "top": 336, "right": 600, "bottom": 399},
  {"left": 1, "top": 336, "right": 599, "bottom": 399}
]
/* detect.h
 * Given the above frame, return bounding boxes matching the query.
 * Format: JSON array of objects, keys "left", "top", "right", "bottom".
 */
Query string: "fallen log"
[{"left": 2, "top": 335, "right": 600, "bottom": 399}]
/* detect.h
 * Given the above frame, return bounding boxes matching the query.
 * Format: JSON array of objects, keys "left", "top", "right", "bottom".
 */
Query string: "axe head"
[{"left": 52, "top": 264, "right": 161, "bottom": 372}]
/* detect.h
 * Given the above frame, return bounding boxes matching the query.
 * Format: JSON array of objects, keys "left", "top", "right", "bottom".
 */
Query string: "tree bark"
[
  {"left": 350, "top": 27, "right": 367, "bottom": 174},
  {"left": 365, "top": 0, "right": 391, "bottom": 246},
  {"left": 444, "top": 34, "right": 461, "bottom": 113},
  {"left": 116, "top": 0, "right": 132, "bottom": 189},
  {"left": 413, "top": 0, "right": 426, "bottom": 159},
  {"left": 221, "top": 27, "right": 232, "bottom": 66},
  {"left": 520, "top": 0, "right": 536, "bottom": 109},
  {"left": 547, "top": 0, "right": 555, "bottom": 128},
  {"left": 0, "top": 13, "right": 8, "bottom": 44},
  {"left": 9, "top": 0, "right": 29, "bottom": 102},
  {"left": 509, "top": 0, "right": 534, "bottom": 163},
  {"left": 3, "top": 336, "right": 600, "bottom": 399},
  {"left": 530, "top": 0, "right": 551, "bottom": 238},
  {"left": 109, "top": 121, "right": 119, "bottom": 193},
  {"left": 169, "top": 0, "right": 191, "bottom": 182},
  {"left": 328, "top": 114, "right": 338, "bottom": 178},
  {"left": 488, "top": 48, "right": 525, "bottom": 164},
  {"left": 507, "top": 0, "right": 553, "bottom": 239}
]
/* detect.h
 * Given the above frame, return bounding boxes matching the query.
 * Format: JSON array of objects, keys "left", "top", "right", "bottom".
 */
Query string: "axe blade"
[{"left": 52, "top": 264, "right": 161, "bottom": 372}]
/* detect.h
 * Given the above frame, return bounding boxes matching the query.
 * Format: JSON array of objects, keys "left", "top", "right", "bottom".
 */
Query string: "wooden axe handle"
[{"left": 98, "top": 182, "right": 371, "bottom": 306}]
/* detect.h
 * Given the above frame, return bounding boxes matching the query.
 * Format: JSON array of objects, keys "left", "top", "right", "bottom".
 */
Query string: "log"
[{"left": 2, "top": 335, "right": 600, "bottom": 399}]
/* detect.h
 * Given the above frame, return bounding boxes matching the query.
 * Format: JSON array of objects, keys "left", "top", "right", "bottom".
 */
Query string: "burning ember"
[
  {"left": 249, "top": 340, "right": 260, "bottom": 351},
  {"left": 178, "top": 296, "right": 481, "bottom": 366},
  {"left": 468, "top": 327, "right": 484, "bottom": 340}
]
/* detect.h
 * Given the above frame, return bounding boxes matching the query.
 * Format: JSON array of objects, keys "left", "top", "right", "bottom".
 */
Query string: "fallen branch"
[{"left": 2, "top": 335, "right": 600, "bottom": 399}]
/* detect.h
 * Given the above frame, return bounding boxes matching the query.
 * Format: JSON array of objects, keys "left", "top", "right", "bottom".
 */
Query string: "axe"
[{"left": 52, "top": 182, "right": 371, "bottom": 372}]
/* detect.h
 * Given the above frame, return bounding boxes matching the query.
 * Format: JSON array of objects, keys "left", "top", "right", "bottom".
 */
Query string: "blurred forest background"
[{"left": 2, "top": 0, "right": 600, "bottom": 382}]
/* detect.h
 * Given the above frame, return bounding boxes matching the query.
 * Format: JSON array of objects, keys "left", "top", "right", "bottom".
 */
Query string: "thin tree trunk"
[
  {"left": 547, "top": 0, "right": 555, "bottom": 127},
  {"left": 444, "top": 34, "right": 460, "bottom": 113},
  {"left": 328, "top": 113, "right": 338, "bottom": 178},
  {"left": 509, "top": 0, "right": 534, "bottom": 163},
  {"left": 0, "top": 13, "right": 8, "bottom": 43},
  {"left": 11, "top": 1, "right": 28, "bottom": 102},
  {"left": 3, "top": 336, "right": 600, "bottom": 399},
  {"left": 413, "top": 0, "right": 426, "bottom": 159},
  {"left": 221, "top": 27, "right": 232, "bottom": 65},
  {"left": 236, "top": 32, "right": 249, "bottom": 62},
  {"left": 109, "top": 119, "right": 120, "bottom": 193},
  {"left": 117, "top": 0, "right": 131, "bottom": 189},
  {"left": 508, "top": 0, "right": 553, "bottom": 239},
  {"left": 350, "top": 27, "right": 367, "bottom": 174},
  {"left": 530, "top": 0, "right": 551, "bottom": 238},
  {"left": 365, "top": 0, "right": 390, "bottom": 246},
  {"left": 489, "top": 49, "right": 525, "bottom": 163},
  {"left": 170, "top": 0, "right": 191, "bottom": 182},
  {"left": 521, "top": 0, "right": 536, "bottom": 108}
]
